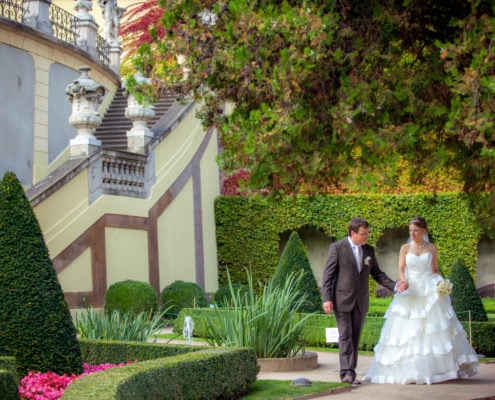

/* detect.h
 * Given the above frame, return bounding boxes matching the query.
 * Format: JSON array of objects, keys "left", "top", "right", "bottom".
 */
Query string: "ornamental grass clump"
[
  {"left": 75, "top": 307, "right": 166, "bottom": 342},
  {"left": 206, "top": 269, "right": 310, "bottom": 358}
]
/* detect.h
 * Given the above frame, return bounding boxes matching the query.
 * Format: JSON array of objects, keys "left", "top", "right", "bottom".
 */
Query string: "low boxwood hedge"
[
  {"left": 175, "top": 308, "right": 495, "bottom": 356},
  {"left": 63, "top": 348, "right": 257, "bottom": 400},
  {"left": 0, "top": 340, "right": 258, "bottom": 400},
  {"left": 78, "top": 339, "right": 204, "bottom": 365},
  {"left": 61, "top": 339, "right": 258, "bottom": 399},
  {"left": 0, "top": 356, "right": 19, "bottom": 399},
  {"left": 0, "top": 369, "right": 19, "bottom": 400}
]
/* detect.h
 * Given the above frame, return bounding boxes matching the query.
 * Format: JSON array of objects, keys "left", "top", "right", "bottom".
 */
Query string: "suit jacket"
[{"left": 321, "top": 237, "right": 396, "bottom": 313}]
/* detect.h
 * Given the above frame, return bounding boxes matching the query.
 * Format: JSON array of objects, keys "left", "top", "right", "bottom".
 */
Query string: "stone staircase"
[{"left": 94, "top": 87, "right": 177, "bottom": 150}]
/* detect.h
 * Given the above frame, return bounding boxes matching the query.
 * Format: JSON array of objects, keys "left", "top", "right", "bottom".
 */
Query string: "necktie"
[{"left": 353, "top": 245, "right": 362, "bottom": 272}]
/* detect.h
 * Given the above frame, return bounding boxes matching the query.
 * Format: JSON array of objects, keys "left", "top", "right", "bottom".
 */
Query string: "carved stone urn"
[
  {"left": 124, "top": 71, "right": 156, "bottom": 152},
  {"left": 66, "top": 66, "right": 105, "bottom": 157}
]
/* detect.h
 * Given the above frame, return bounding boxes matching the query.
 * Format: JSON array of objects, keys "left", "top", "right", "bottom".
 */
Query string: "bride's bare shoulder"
[{"left": 427, "top": 242, "right": 438, "bottom": 252}]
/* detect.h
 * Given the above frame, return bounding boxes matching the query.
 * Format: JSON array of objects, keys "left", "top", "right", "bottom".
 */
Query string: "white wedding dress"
[{"left": 364, "top": 252, "right": 479, "bottom": 384}]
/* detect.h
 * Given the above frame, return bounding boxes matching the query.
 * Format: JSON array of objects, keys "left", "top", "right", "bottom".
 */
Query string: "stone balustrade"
[{"left": 0, "top": 0, "right": 119, "bottom": 74}]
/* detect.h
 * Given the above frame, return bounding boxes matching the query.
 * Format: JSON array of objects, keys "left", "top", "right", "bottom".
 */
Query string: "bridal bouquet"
[{"left": 437, "top": 279, "right": 453, "bottom": 296}]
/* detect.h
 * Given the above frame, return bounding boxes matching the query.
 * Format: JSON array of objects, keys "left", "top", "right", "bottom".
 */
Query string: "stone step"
[{"left": 95, "top": 88, "right": 177, "bottom": 150}]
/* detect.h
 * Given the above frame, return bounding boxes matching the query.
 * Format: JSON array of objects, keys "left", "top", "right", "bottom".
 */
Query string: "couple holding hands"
[{"left": 321, "top": 216, "right": 479, "bottom": 385}]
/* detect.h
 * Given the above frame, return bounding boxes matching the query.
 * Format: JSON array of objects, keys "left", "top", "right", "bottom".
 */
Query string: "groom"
[{"left": 321, "top": 217, "right": 407, "bottom": 384}]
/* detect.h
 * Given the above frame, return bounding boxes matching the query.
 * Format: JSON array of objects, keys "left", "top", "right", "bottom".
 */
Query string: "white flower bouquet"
[{"left": 437, "top": 279, "right": 453, "bottom": 297}]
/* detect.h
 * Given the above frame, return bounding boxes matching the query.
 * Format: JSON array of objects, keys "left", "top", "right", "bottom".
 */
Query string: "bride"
[{"left": 364, "top": 216, "right": 479, "bottom": 384}]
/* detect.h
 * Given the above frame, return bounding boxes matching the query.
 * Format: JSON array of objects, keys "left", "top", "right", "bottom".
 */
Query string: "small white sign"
[{"left": 326, "top": 327, "right": 339, "bottom": 343}]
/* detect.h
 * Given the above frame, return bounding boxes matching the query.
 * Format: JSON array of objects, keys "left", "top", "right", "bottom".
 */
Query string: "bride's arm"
[
  {"left": 398, "top": 244, "right": 408, "bottom": 282},
  {"left": 430, "top": 244, "right": 439, "bottom": 274}
]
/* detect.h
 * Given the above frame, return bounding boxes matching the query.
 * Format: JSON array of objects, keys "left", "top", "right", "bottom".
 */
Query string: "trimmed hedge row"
[
  {"left": 0, "top": 369, "right": 18, "bottom": 400},
  {"left": 78, "top": 339, "right": 204, "bottom": 365},
  {"left": 176, "top": 308, "right": 495, "bottom": 356},
  {"left": 215, "top": 194, "right": 483, "bottom": 290},
  {"left": 61, "top": 340, "right": 257, "bottom": 399},
  {"left": 0, "top": 341, "right": 258, "bottom": 400},
  {"left": 0, "top": 356, "right": 17, "bottom": 382},
  {"left": 0, "top": 356, "right": 18, "bottom": 399},
  {"left": 0, "top": 356, "right": 21, "bottom": 399}
]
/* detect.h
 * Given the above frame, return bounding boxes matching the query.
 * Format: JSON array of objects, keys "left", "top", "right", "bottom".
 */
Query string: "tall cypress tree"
[
  {"left": 0, "top": 172, "right": 82, "bottom": 376},
  {"left": 273, "top": 231, "right": 322, "bottom": 313},
  {"left": 448, "top": 258, "right": 487, "bottom": 322}
]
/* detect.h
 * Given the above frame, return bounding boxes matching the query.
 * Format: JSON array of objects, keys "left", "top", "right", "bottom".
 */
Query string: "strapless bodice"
[
  {"left": 403, "top": 252, "right": 443, "bottom": 296},
  {"left": 405, "top": 252, "right": 432, "bottom": 274}
]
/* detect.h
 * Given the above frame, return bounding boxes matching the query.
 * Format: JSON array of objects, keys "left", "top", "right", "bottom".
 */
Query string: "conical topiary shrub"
[
  {"left": 272, "top": 231, "right": 322, "bottom": 313},
  {"left": 0, "top": 172, "right": 82, "bottom": 376},
  {"left": 448, "top": 258, "right": 487, "bottom": 322}
]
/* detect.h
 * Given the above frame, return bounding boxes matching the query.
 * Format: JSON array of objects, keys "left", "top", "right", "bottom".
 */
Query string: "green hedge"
[
  {"left": 0, "top": 357, "right": 19, "bottom": 400},
  {"left": 78, "top": 339, "right": 205, "bottom": 365},
  {"left": 0, "top": 357, "right": 17, "bottom": 383},
  {"left": 63, "top": 340, "right": 258, "bottom": 399},
  {"left": 0, "top": 369, "right": 19, "bottom": 400},
  {"left": 215, "top": 194, "right": 483, "bottom": 290},
  {"left": 176, "top": 308, "right": 495, "bottom": 356}
]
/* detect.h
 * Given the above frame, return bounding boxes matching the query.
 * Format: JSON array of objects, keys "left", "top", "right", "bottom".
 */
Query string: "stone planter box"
[{"left": 257, "top": 351, "right": 318, "bottom": 372}]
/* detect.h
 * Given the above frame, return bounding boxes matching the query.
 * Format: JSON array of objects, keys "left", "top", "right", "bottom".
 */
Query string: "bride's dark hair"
[
  {"left": 409, "top": 216, "right": 430, "bottom": 243},
  {"left": 409, "top": 216, "right": 428, "bottom": 230}
]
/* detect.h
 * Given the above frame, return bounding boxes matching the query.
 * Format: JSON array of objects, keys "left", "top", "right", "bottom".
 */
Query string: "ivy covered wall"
[{"left": 215, "top": 194, "right": 483, "bottom": 293}]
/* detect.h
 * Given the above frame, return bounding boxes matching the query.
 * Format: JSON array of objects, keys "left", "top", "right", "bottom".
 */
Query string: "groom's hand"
[{"left": 323, "top": 301, "right": 333, "bottom": 314}]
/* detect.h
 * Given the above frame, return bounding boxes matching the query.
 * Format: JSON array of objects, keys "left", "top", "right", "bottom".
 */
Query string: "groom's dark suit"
[{"left": 321, "top": 237, "right": 396, "bottom": 382}]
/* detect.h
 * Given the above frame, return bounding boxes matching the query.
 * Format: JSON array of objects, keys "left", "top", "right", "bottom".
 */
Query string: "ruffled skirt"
[{"left": 364, "top": 276, "right": 479, "bottom": 384}]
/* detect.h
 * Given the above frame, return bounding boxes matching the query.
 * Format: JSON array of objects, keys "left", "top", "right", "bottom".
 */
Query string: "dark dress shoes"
[{"left": 342, "top": 375, "right": 361, "bottom": 385}]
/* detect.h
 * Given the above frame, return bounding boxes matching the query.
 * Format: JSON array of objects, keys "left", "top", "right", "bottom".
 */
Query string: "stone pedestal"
[
  {"left": 23, "top": 0, "right": 53, "bottom": 35},
  {"left": 74, "top": 0, "right": 98, "bottom": 58}
]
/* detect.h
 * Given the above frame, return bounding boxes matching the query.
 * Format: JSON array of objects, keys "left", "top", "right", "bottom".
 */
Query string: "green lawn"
[{"left": 241, "top": 380, "right": 347, "bottom": 399}]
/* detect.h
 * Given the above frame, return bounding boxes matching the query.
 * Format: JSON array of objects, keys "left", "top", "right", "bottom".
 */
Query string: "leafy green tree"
[
  {"left": 273, "top": 231, "right": 321, "bottom": 313},
  {"left": 0, "top": 172, "right": 82, "bottom": 376},
  {"left": 126, "top": 0, "right": 495, "bottom": 196},
  {"left": 448, "top": 258, "right": 487, "bottom": 322}
]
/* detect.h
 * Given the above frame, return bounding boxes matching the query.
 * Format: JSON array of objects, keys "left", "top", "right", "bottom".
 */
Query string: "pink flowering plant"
[{"left": 19, "top": 362, "right": 134, "bottom": 400}]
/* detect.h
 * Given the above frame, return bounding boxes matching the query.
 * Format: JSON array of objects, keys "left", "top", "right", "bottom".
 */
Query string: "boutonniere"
[{"left": 364, "top": 256, "right": 372, "bottom": 266}]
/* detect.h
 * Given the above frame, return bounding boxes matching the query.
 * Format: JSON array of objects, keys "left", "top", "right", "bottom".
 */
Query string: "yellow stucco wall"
[
  {"left": 32, "top": 103, "right": 220, "bottom": 303},
  {"left": 200, "top": 131, "right": 220, "bottom": 293},
  {"left": 152, "top": 110, "right": 205, "bottom": 200},
  {"left": 35, "top": 169, "right": 90, "bottom": 254},
  {"left": 58, "top": 248, "right": 93, "bottom": 291},
  {"left": 158, "top": 178, "right": 196, "bottom": 289},
  {"left": 106, "top": 227, "right": 150, "bottom": 285}
]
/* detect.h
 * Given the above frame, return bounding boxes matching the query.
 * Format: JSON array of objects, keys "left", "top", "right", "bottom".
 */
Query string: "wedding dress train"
[{"left": 364, "top": 252, "right": 479, "bottom": 384}]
